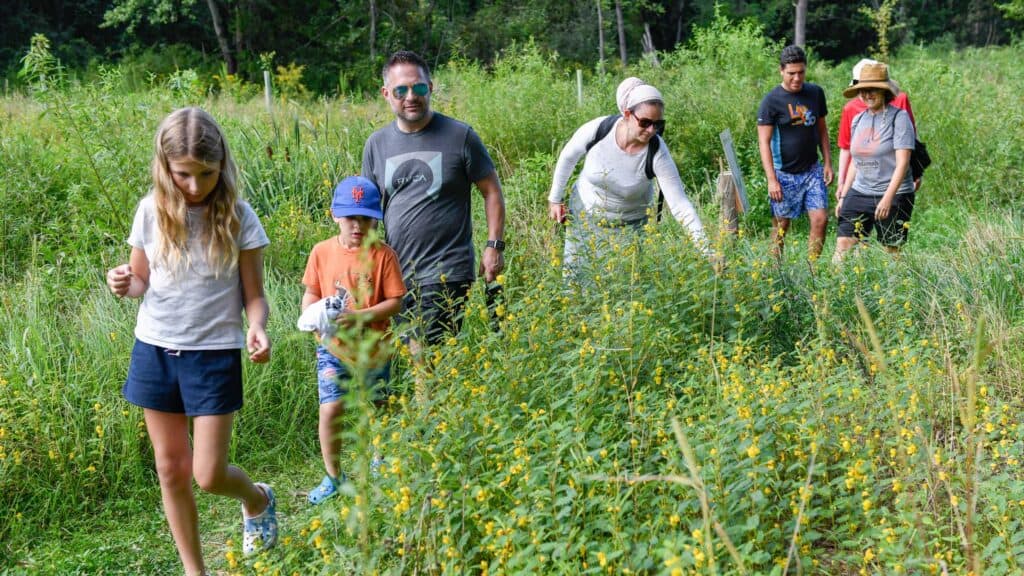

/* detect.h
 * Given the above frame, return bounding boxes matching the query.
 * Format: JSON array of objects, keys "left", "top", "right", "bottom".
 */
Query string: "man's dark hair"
[
  {"left": 383, "top": 50, "right": 431, "bottom": 83},
  {"left": 779, "top": 45, "right": 806, "bottom": 68}
]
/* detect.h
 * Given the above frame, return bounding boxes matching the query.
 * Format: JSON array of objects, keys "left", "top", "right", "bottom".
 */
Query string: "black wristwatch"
[{"left": 485, "top": 239, "right": 506, "bottom": 252}]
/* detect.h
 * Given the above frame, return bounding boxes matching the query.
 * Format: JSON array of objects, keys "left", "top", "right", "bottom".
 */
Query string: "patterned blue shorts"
[
  {"left": 316, "top": 346, "right": 391, "bottom": 404},
  {"left": 770, "top": 163, "right": 828, "bottom": 219}
]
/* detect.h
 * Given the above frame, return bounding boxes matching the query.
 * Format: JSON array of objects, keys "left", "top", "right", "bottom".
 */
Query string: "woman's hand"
[
  {"left": 875, "top": 194, "right": 894, "bottom": 220},
  {"left": 548, "top": 202, "right": 567, "bottom": 223}
]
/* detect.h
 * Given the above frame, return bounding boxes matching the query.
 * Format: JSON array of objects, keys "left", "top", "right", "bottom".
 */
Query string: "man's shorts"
[
  {"left": 837, "top": 190, "right": 915, "bottom": 246},
  {"left": 123, "top": 339, "right": 243, "bottom": 416},
  {"left": 315, "top": 346, "right": 391, "bottom": 404},
  {"left": 396, "top": 281, "right": 472, "bottom": 346},
  {"left": 770, "top": 163, "right": 828, "bottom": 219}
]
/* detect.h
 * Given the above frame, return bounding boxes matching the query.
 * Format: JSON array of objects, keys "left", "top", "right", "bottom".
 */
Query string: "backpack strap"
[{"left": 586, "top": 114, "right": 621, "bottom": 152}]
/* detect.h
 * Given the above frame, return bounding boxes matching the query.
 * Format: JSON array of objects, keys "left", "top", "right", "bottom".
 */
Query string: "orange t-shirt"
[{"left": 302, "top": 237, "right": 407, "bottom": 361}]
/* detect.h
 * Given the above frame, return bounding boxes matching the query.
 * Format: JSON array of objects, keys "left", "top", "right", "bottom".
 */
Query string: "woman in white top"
[{"left": 547, "top": 77, "right": 707, "bottom": 279}]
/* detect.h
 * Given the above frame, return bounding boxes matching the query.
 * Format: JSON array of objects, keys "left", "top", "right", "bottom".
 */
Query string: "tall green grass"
[{"left": 2, "top": 17, "right": 1023, "bottom": 574}]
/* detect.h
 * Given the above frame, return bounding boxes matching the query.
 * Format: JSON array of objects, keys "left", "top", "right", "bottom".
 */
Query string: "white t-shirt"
[
  {"left": 547, "top": 116, "right": 706, "bottom": 248},
  {"left": 128, "top": 195, "right": 269, "bottom": 350}
]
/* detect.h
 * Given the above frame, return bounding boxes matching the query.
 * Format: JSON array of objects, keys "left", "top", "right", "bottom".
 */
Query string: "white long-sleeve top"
[{"left": 548, "top": 116, "right": 706, "bottom": 248}]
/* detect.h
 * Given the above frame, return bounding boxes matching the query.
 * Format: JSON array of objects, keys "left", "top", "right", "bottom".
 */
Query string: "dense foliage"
[
  {"left": 2, "top": 18, "right": 1024, "bottom": 575},
  {"left": 3, "top": 0, "right": 1023, "bottom": 94}
]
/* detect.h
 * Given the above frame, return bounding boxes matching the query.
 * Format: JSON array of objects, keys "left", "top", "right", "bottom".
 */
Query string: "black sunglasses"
[
  {"left": 392, "top": 83, "right": 429, "bottom": 99},
  {"left": 633, "top": 115, "right": 666, "bottom": 132}
]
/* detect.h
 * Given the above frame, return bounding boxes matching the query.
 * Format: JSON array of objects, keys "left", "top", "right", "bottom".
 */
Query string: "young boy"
[{"left": 300, "top": 176, "right": 406, "bottom": 504}]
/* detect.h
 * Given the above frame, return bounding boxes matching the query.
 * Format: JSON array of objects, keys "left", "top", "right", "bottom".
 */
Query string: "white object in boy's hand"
[{"left": 297, "top": 287, "right": 352, "bottom": 338}]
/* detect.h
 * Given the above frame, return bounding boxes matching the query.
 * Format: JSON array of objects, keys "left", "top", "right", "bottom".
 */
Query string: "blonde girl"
[{"left": 106, "top": 107, "right": 276, "bottom": 575}]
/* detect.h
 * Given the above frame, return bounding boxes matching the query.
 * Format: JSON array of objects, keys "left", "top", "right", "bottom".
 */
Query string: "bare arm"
[
  {"left": 476, "top": 171, "right": 506, "bottom": 283},
  {"left": 343, "top": 296, "right": 403, "bottom": 325},
  {"left": 837, "top": 148, "right": 851, "bottom": 196},
  {"left": 239, "top": 247, "right": 271, "bottom": 363},
  {"left": 875, "top": 149, "right": 911, "bottom": 220},
  {"left": 817, "top": 118, "right": 834, "bottom": 186},
  {"left": 757, "top": 124, "right": 782, "bottom": 202}
]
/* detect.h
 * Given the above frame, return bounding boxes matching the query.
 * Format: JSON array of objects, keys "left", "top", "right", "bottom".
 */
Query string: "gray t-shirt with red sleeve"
[
  {"left": 850, "top": 105, "right": 916, "bottom": 196},
  {"left": 128, "top": 195, "right": 269, "bottom": 350}
]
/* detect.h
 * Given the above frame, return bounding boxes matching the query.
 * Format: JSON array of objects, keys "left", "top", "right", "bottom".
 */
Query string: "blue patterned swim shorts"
[{"left": 770, "top": 163, "right": 828, "bottom": 219}]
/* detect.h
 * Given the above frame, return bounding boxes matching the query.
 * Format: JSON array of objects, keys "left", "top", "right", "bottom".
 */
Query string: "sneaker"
[
  {"left": 243, "top": 483, "right": 278, "bottom": 555},
  {"left": 307, "top": 474, "right": 342, "bottom": 505}
]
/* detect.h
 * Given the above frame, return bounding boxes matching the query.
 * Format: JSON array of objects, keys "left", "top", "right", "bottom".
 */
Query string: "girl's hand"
[
  {"left": 247, "top": 325, "right": 271, "bottom": 363},
  {"left": 107, "top": 264, "right": 133, "bottom": 297},
  {"left": 875, "top": 195, "right": 894, "bottom": 220}
]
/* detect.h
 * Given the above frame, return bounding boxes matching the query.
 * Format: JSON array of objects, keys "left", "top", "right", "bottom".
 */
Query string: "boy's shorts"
[
  {"left": 770, "top": 163, "right": 828, "bottom": 219},
  {"left": 837, "top": 190, "right": 915, "bottom": 246},
  {"left": 123, "top": 339, "right": 243, "bottom": 416},
  {"left": 395, "top": 281, "right": 472, "bottom": 346},
  {"left": 316, "top": 346, "right": 391, "bottom": 404}
]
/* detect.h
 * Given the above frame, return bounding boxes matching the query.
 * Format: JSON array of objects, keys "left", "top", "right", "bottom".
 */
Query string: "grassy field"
[{"left": 2, "top": 22, "right": 1024, "bottom": 576}]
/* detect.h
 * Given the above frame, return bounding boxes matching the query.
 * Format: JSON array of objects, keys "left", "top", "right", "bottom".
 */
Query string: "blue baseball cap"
[{"left": 331, "top": 176, "right": 383, "bottom": 219}]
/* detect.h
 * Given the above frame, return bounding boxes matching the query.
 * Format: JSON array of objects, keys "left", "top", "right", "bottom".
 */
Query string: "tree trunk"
[
  {"left": 421, "top": 0, "right": 433, "bottom": 57},
  {"left": 615, "top": 0, "right": 627, "bottom": 67},
  {"left": 642, "top": 22, "right": 659, "bottom": 66},
  {"left": 674, "top": 0, "right": 686, "bottom": 45},
  {"left": 205, "top": 0, "right": 237, "bottom": 74},
  {"left": 369, "top": 0, "right": 377, "bottom": 65},
  {"left": 596, "top": 0, "right": 606, "bottom": 74},
  {"left": 794, "top": 0, "right": 808, "bottom": 47}
]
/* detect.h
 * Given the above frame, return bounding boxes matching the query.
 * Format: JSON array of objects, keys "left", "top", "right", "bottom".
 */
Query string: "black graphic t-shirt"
[
  {"left": 757, "top": 83, "right": 828, "bottom": 174},
  {"left": 361, "top": 113, "right": 495, "bottom": 285}
]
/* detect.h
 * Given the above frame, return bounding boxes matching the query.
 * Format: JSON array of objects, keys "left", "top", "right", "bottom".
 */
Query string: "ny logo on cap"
[{"left": 352, "top": 186, "right": 365, "bottom": 204}]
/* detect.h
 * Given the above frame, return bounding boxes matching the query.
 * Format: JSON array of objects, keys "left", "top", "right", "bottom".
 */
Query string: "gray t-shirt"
[
  {"left": 850, "top": 105, "right": 915, "bottom": 196},
  {"left": 128, "top": 195, "right": 269, "bottom": 350},
  {"left": 361, "top": 113, "right": 495, "bottom": 285}
]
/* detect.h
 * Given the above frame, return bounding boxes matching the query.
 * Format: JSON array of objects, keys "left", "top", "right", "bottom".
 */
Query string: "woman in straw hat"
[
  {"left": 546, "top": 77, "right": 708, "bottom": 282},
  {"left": 834, "top": 62, "right": 917, "bottom": 261},
  {"left": 837, "top": 58, "right": 917, "bottom": 192}
]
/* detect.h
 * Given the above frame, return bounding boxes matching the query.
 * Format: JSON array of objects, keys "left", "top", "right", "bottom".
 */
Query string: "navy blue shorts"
[
  {"left": 123, "top": 339, "right": 243, "bottom": 416},
  {"left": 316, "top": 346, "right": 391, "bottom": 404},
  {"left": 396, "top": 281, "right": 472, "bottom": 346}
]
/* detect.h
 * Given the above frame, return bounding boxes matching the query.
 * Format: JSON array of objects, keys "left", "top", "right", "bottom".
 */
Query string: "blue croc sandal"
[
  {"left": 243, "top": 483, "right": 278, "bottom": 555},
  {"left": 308, "top": 474, "right": 342, "bottom": 505}
]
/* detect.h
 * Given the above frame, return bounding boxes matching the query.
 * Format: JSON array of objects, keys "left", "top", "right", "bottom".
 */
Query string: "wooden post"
[
  {"left": 264, "top": 70, "right": 273, "bottom": 112},
  {"left": 718, "top": 160, "right": 739, "bottom": 236},
  {"left": 576, "top": 69, "right": 583, "bottom": 106}
]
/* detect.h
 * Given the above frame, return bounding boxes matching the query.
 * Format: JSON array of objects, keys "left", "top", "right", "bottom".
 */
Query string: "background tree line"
[{"left": 3, "top": 0, "right": 1022, "bottom": 94}]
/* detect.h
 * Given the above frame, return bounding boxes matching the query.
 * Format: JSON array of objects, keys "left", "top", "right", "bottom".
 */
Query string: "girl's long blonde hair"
[{"left": 150, "top": 107, "right": 241, "bottom": 275}]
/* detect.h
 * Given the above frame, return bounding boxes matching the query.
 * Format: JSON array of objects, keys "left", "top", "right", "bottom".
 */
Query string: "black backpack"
[{"left": 585, "top": 114, "right": 665, "bottom": 219}]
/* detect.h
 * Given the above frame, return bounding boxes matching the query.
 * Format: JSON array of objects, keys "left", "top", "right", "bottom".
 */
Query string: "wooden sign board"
[{"left": 719, "top": 128, "right": 749, "bottom": 213}]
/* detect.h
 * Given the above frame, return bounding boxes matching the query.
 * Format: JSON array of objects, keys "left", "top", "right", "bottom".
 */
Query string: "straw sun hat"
[{"left": 842, "top": 62, "right": 898, "bottom": 99}]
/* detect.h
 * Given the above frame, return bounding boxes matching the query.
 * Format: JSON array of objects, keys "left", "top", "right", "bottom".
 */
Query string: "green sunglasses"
[{"left": 392, "top": 83, "right": 429, "bottom": 99}]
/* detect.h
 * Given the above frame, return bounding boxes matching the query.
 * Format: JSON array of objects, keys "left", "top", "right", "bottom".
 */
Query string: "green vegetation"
[{"left": 2, "top": 20, "right": 1024, "bottom": 575}]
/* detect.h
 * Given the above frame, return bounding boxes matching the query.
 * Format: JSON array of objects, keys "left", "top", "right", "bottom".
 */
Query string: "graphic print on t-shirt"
[
  {"left": 384, "top": 151, "right": 443, "bottom": 200},
  {"left": 788, "top": 103, "right": 816, "bottom": 127}
]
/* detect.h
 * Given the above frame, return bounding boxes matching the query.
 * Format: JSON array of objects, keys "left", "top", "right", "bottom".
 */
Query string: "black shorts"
[
  {"left": 837, "top": 191, "right": 915, "bottom": 246},
  {"left": 123, "top": 339, "right": 243, "bottom": 416},
  {"left": 396, "top": 281, "right": 472, "bottom": 346}
]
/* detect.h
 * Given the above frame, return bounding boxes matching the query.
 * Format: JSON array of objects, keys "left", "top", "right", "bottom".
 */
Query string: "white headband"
[{"left": 616, "top": 77, "right": 663, "bottom": 113}]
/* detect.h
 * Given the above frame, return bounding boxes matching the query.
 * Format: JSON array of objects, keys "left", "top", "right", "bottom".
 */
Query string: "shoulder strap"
[
  {"left": 586, "top": 114, "right": 621, "bottom": 152},
  {"left": 645, "top": 135, "right": 660, "bottom": 180}
]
